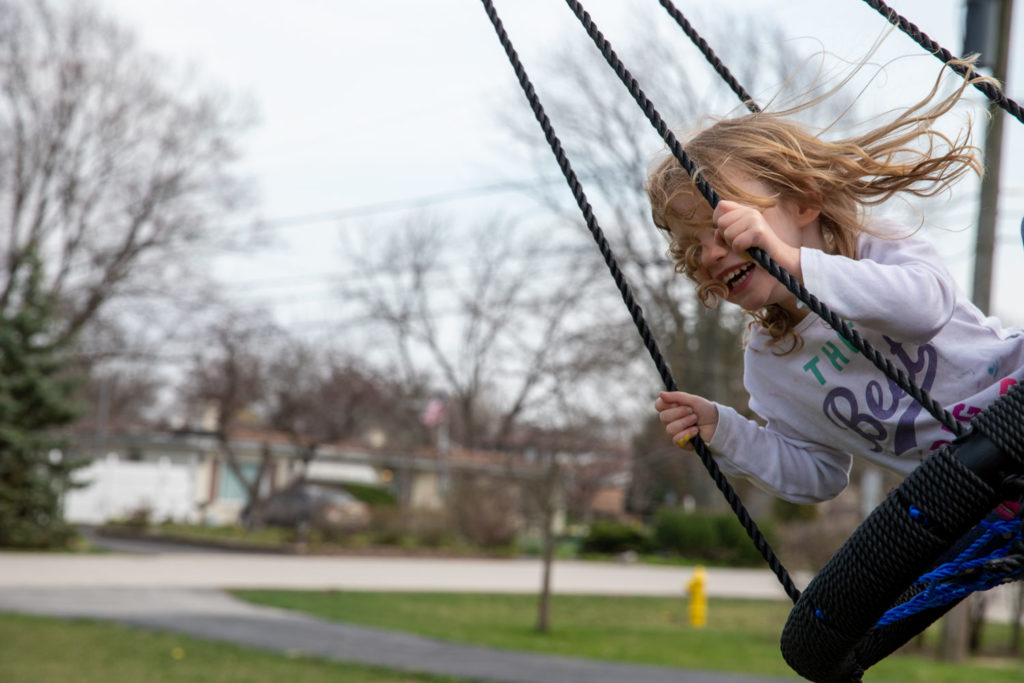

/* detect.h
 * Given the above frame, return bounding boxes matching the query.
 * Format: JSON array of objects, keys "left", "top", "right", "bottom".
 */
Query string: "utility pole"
[
  {"left": 941, "top": 2, "right": 1015, "bottom": 663},
  {"left": 968, "top": 0, "right": 1015, "bottom": 314},
  {"left": 942, "top": 1, "right": 1015, "bottom": 663}
]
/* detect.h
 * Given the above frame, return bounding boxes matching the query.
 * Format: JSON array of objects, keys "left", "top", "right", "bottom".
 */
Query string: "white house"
[{"left": 63, "top": 429, "right": 384, "bottom": 526}]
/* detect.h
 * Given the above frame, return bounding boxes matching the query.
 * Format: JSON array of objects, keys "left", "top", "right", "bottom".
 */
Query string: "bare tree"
[
  {"left": 512, "top": 403, "right": 631, "bottom": 633},
  {"left": 73, "top": 363, "right": 164, "bottom": 435},
  {"left": 532, "top": 448, "right": 561, "bottom": 634},
  {"left": 352, "top": 210, "right": 643, "bottom": 635},
  {"left": 354, "top": 214, "right": 641, "bottom": 450},
  {"left": 262, "top": 339, "right": 399, "bottom": 465},
  {"left": 184, "top": 313, "right": 416, "bottom": 525},
  {"left": 0, "top": 0, "right": 252, "bottom": 350},
  {"left": 184, "top": 310, "right": 277, "bottom": 526}
]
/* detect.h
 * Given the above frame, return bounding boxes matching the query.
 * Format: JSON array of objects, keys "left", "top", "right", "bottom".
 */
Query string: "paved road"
[
  {"left": 0, "top": 586, "right": 793, "bottom": 683},
  {"left": 0, "top": 547, "right": 804, "bottom": 682}
]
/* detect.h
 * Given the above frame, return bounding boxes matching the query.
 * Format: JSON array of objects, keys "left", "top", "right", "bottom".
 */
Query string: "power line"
[
  {"left": 204, "top": 164, "right": 634, "bottom": 242},
  {"left": 214, "top": 243, "right": 608, "bottom": 295},
  {"left": 220, "top": 176, "right": 575, "bottom": 238}
]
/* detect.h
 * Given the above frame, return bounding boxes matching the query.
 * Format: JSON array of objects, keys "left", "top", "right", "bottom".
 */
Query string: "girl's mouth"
[{"left": 724, "top": 264, "right": 755, "bottom": 292}]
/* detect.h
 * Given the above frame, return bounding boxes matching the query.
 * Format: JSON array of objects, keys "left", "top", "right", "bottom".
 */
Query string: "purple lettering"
[
  {"left": 818, "top": 339, "right": 939, "bottom": 456},
  {"left": 884, "top": 338, "right": 938, "bottom": 456},
  {"left": 823, "top": 386, "right": 887, "bottom": 453}
]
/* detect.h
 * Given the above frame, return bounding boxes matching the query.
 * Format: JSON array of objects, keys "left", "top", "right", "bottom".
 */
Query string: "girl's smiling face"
[{"left": 670, "top": 173, "right": 825, "bottom": 318}]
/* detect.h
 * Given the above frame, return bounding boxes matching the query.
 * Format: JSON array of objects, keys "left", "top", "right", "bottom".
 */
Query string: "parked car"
[{"left": 260, "top": 482, "right": 371, "bottom": 531}]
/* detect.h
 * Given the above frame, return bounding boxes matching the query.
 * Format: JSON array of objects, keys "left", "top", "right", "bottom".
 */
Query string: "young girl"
[{"left": 649, "top": 62, "right": 1024, "bottom": 505}]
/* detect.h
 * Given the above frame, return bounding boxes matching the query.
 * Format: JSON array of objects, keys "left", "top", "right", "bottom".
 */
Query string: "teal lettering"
[
  {"left": 803, "top": 356, "right": 826, "bottom": 385},
  {"left": 821, "top": 341, "right": 851, "bottom": 372}
]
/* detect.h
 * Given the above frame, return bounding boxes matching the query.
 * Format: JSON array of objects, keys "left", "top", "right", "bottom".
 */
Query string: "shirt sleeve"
[
  {"left": 799, "top": 230, "right": 958, "bottom": 345},
  {"left": 709, "top": 403, "right": 853, "bottom": 503}
]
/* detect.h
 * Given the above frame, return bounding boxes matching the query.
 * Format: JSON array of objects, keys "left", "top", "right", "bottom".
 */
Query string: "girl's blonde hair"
[{"left": 646, "top": 59, "right": 988, "bottom": 352}]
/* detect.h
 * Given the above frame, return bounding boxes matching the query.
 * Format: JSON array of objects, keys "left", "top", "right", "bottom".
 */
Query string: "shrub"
[
  {"left": 712, "top": 513, "right": 775, "bottom": 566},
  {"left": 579, "top": 519, "right": 649, "bottom": 555},
  {"left": 651, "top": 507, "right": 776, "bottom": 567},
  {"left": 652, "top": 507, "right": 717, "bottom": 557}
]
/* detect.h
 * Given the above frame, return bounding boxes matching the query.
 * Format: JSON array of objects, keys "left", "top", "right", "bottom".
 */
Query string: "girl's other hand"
[
  {"left": 654, "top": 391, "right": 719, "bottom": 450},
  {"left": 712, "top": 200, "right": 802, "bottom": 278},
  {"left": 713, "top": 200, "right": 782, "bottom": 254}
]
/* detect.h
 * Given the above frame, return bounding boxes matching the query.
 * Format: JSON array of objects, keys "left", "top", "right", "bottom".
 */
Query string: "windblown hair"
[{"left": 646, "top": 59, "right": 988, "bottom": 352}]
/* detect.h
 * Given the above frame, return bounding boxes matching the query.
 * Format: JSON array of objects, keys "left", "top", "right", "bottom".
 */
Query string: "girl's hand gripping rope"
[
  {"left": 712, "top": 200, "right": 804, "bottom": 281},
  {"left": 655, "top": 391, "right": 719, "bottom": 450}
]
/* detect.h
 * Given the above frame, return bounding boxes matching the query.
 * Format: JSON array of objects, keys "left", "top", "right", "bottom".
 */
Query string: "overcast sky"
[{"left": 96, "top": 0, "right": 1024, "bottom": 330}]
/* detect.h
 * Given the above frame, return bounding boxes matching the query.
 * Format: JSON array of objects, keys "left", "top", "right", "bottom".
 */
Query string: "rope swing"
[{"left": 479, "top": 1, "right": 1024, "bottom": 681}]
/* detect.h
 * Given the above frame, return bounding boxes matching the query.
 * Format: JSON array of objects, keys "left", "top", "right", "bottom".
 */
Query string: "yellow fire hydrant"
[{"left": 686, "top": 565, "right": 707, "bottom": 627}]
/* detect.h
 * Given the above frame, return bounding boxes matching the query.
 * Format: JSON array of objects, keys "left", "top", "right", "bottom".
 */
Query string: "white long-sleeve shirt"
[{"left": 709, "top": 226, "right": 1024, "bottom": 503}]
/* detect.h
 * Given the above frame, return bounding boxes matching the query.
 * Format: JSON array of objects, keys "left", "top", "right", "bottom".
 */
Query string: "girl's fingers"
[
  {"left": 666, "top": 413, "right": 698, "bottom": 435},
  {"left": 655, "top": 391, "right": 706, "bottom": 451},
  {"left": 657, "top": 404, "right": 693, "bottom": 422},
  {"left": 675, "top": 427, "right": 699, "bottom": 448}
]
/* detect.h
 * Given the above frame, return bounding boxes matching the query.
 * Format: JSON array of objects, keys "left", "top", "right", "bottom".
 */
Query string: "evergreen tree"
[{"left": 0, "top": 253, "right": 81, "bottom": 548}]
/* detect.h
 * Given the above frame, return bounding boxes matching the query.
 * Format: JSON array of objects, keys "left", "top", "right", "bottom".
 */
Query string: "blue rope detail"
[
  {"left": 876, "top": 519, "right": 1024, "bottom": 627},
  {"left": 908, "top": 504, "right": 931, "bottom": 526}
]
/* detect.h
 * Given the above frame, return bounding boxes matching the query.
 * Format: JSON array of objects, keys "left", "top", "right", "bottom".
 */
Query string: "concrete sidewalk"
[{"left": 0, "top": 552, "right": 808, "bottom": 598}]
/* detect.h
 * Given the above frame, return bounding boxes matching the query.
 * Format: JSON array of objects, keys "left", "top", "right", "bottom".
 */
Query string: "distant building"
[{"left": 60, "top": 427, "right": 626, "bottom": 529}]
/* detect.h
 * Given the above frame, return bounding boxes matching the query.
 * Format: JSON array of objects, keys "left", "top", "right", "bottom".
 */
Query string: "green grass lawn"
[
  {"left": 0, "top": 612, "right": 458, "bottom": 683},
  {"left": 232, "top": 591, "right": 1024, "bottom": 683}
]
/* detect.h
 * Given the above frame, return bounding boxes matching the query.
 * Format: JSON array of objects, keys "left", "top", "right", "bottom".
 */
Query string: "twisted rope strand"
[
  {"left": 563, "top": 0, "right": 965, "bottom": 439},
  {"left": 479, "top": 0, "right": 801, "bottom": 603},
  {"left": 861, "top": 0, "right": 1024, "bottom": 125},
  {"left": 656, "top": 0, "right": 761, "bottom": 113}
]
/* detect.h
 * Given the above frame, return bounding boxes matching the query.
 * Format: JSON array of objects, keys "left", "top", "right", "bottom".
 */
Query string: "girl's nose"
[{"left": 700, "top": 230, "right": 729, "bottom": 266}]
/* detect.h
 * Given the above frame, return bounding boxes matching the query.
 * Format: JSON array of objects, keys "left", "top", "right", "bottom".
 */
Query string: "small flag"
[{"left": 421, "top": 393, "right": 448, "bottom": 428}]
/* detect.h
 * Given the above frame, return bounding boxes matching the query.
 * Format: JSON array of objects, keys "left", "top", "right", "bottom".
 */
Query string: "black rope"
[
  {"left": 561, "top": 0, "right": 965, "bottom": 439},
  {"left": 861, "top": 0, "right": 1024, "bottom": 125},
  {"left": 656, "top": 0, "right": 761, "bottom": 113},
  {"left": 479, "top": 0, "right": 801, "bottom": 603}
]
